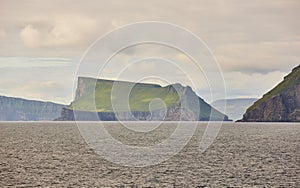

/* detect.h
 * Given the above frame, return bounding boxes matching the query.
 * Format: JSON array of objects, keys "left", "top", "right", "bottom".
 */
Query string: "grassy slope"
[
  {"left": 247, "top": 65, "right": 300, "bottom": 113},
  {"left": 70, "top": 79, "right": 180, "bottom": 112}
]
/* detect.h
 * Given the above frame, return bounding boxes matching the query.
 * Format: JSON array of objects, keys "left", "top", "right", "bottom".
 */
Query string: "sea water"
[{"left": 0, "top": 122, "right": 299, "bottom": 187}]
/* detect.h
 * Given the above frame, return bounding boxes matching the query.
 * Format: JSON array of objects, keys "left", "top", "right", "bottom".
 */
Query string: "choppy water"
[{"left": 0, "top": 122, "right": 299, "bottom": 187}]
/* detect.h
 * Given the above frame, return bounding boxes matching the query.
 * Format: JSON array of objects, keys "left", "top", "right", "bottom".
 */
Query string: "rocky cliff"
[
  {"left": 241, "top": 65, "right": 300, "bottom": 122},
  {"left": 0, "top": 96, "right": 67, "bottom": 121},
  {"left": 57, "top": 77, "right": 229, "bottom": 121}
]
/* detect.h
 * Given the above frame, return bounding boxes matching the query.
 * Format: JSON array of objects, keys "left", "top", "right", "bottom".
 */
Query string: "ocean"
[{"left": 0, "top": 122, "right": 299, "bottom": 187}]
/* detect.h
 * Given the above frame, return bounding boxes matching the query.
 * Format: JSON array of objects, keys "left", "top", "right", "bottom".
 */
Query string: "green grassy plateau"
[{"left": 70, "top": 78, "right": 180, "bottom": 112}]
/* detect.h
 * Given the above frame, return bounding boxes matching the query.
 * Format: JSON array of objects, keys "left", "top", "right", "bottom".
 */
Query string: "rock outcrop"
[
  {"left": 57, "top": 77, "right": 229, "bottom": 121},
  {"left": 241, "top": 65, "right": 300, "bottom": 122},
  {"left": 0, "top": 96, "right": 66, "bottom": 121}
]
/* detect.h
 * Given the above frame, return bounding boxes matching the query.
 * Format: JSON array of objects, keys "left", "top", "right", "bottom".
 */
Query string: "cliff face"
[
  {"left": 241, "top": 65, "right": 300, "bottom": 122},
  {"left": 57, "top": 106, "right": 197, "bottom": 121},
  {"left": 57, "top": 77, "right": 229, "bottom": 121},
  {"left": 75, "top": 77, "right": 95, "bottom": 101},
  {"left": 0, "top": 96, "right": 67, "bottom": 121}
]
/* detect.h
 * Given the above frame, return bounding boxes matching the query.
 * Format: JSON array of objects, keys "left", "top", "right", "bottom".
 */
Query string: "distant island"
[
  {"left": 240, "top": 64, "right": 300, "bottom": 122},
  {"left": 211, "top": 98, "right": 258, "bottom": 121},
  {"left": 56, "top": 77, "right": 229, "bottom": 121},
  {"left": 0, "top": 96, "right": 66, "bottom": 121}
]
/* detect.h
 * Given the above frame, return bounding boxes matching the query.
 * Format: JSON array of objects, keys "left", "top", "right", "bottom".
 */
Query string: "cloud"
[
  {"left": 223, "top": 71, "right": 287, "bottom": 98},
  {"left": 215, "top": 41, "right": 300, "bottom": 74},
  {"left": 0, "top": 29, "right": 7, "bottom": 39},
  {"left": 0, "top": 57, "right": 77, "bottom": 104},
  {"left": 19, "top": 25, "right": 40, "bottom": 48},
  {"left": 20, "top": 15, "right": 97, "bottom": 48},
  {"left": 0, "top": 57, "right": 72, "bottom": 68},
  {"left": 195, "top": 70, "right": 288, "bottom": 102},
  {"left": 0, "top": 0, "right": 299, "bottom": 102}
]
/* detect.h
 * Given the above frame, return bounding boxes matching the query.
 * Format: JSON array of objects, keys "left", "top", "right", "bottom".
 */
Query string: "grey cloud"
[{"left": 0, "top": 0, "right": 299, "bottom": 102}]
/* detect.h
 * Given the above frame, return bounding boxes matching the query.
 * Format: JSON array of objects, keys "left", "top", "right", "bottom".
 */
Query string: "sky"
[{"left": 0, "top": 0, "right": 299, "bottom": 104}]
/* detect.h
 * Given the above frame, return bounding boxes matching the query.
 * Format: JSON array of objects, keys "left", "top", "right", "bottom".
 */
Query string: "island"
[
  {"left": 56, "top": 77, "right": 229, "bottom": 121},
  {"left": 0, "top": 96, "right": 66, "bottom": 121}
]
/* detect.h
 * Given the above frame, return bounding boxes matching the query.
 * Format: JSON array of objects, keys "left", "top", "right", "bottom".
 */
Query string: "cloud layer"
[
  {"left": 0, "top": 0, "right": 299, "bottom": 103},
  {"left": 20, "top": 16, "right": 97, "bottom": 48}
]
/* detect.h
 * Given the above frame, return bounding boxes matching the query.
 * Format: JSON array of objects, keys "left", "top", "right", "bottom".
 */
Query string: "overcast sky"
[{"left": 0, "top": 0, "right": 299, "bottom": 104}]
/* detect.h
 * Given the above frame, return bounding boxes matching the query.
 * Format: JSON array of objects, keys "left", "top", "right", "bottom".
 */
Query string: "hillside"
[
  {"left": 241, "top": 64, "right": 300, "bottom": 122},
  {"left": 57, "top": 77, "right": 229, "bottom": 121},
  {"left": 211, "top": 98, "right": 257, "bottom": 121},
  {"left": 0, "top": 96, "right": 67, "bottom": 121},
  {"left": 70, "top": 77, "right": 179, "bottom": 112}
]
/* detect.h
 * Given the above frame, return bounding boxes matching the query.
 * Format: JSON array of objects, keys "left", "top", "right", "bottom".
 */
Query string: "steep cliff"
[
  {"left": 57, "top": 77, "right": 229, "bottom": 121},
  {"left": 241, "top": 65, "right": 300, "bottom": 122},
  {"left": 0, "top": 96, "right": 67, "bottom": 121}
]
